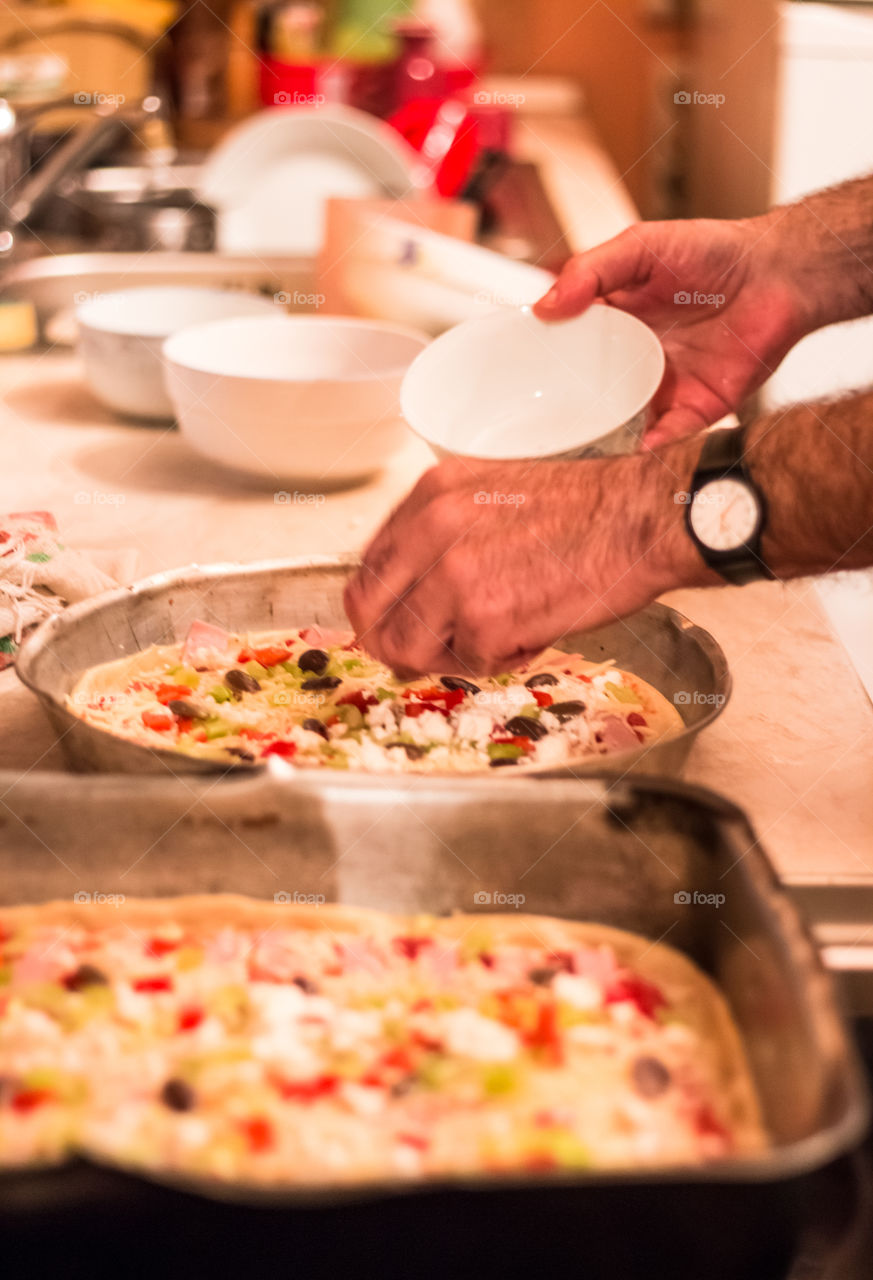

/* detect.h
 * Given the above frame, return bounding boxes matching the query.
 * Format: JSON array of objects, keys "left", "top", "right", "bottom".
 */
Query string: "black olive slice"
[
  {"left": 301, "top": 675, "right": 342, "bottom": 691},
  {"left": 161, "top": 1078, "right": 196, "bottom": 1112},
  {"left": 440, "top": 676, "right": 481, "bottom": 694},
  {"left": 504, "top": 715, "right": 548, "bottom": 741},
  {"left": 224, "top": 669, "right": 261, "bottom": 695},
  {"left": 298, "top": 649, "right": 329, "bottom": 675},
  {"left": 524, "top": 672, "right": 558, "bottom": 688},
  {"left": 547, "top": 700, "right": 586, "bottom": 722}
]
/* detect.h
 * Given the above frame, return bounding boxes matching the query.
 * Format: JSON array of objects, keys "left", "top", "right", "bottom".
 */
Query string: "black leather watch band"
[{"left": 684, "top": 425, "right": 774, "bottom": 586}]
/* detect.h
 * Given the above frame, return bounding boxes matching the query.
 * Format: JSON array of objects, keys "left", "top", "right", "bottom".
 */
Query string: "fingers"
[
  {"left": 343, "top": 464, "right": 466, "bottom": 643},
  {"left": 533, "top": 228, "right": 649, "bottom": 321},
  {"left": 362, "top": 571, "right": 457, "bottom": 677},
  {"left": 642, "top": 406, "right": 709, "bottom": 449}
]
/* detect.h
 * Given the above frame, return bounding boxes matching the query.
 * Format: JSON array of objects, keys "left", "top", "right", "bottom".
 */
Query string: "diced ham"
[
  {"left": 299, "top": 625, "right": 355, "bottom": 648},
  {"left": 597, "top": 715, "right": 641, "bottom": 753},
  {"left": 181, "top": 619, "right": 238, "bottom": 669}
]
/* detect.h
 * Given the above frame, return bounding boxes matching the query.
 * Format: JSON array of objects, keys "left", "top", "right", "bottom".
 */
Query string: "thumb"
[
  {"left": 642, "top": 407, "right": 708, "bottom": 449},
  {"left": 533, "top": 228, "right": 647, "bottom": 320}
]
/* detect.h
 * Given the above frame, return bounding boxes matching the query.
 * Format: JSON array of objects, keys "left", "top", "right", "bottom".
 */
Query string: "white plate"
[{"left": 199, "top": 106, "right": 429, "bottom": 256}]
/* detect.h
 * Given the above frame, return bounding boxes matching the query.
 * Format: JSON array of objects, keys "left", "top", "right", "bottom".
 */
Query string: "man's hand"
[
  {"left": 343, "top": 454, "right": 701, "bottom": 676},
  {"left": 534, "top": 215, "right": 812, "bottom": 446}
]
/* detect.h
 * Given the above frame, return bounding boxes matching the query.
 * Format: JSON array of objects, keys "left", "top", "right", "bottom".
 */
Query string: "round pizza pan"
[{"left": 15, "top": 555, "right": 730, "bottom": 777}]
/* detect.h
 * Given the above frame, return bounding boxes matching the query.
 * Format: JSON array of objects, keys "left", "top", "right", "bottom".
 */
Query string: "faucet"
[{"left": 0, "top": 16, "right": 175, "bottom": 254}]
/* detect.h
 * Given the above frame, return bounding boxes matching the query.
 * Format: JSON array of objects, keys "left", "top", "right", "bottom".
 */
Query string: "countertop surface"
[{"left": 1, "top": 108, "right": 871, "bottom": 890}]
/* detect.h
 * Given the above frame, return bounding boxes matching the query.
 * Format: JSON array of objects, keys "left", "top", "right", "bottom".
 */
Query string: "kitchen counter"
[{"left": 1, "top": 106, "right": 871, "bottom": 899}]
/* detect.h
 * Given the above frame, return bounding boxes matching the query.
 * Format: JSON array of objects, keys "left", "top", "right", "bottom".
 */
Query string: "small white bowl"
[
  {"left": 76, "top": 286, "right": 277, "bottom": 422},
  {"left": 162, "top": 314, "right": 430, "bottom": 486},
  {"left": 400, "top": 304, "right": 665, "bottom": 460}
]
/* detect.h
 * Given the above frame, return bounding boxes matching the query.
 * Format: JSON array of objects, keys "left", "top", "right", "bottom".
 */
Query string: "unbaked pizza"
[
  {"left": 0, "top": 897, "right": 765, "bottom": 1187},
  {"left": 66, "top": 621, "right": 683, "bottom": 771}
]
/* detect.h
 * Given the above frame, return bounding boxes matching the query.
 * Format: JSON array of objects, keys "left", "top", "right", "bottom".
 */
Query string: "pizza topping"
[
  {"left": 161, "top": 1078, "right": 196, "bottom": 1112},
  {"left": 527, "top": 966, "right": 558, "bottom": 986},
  {"left": 167, "top": 698, "right": 207, "bottom": 721},
  {"left": 546, "top": 700, "right": 586, "bottom": 723},
  {"left": 224, "top": 669, "right": 261, "bottom": 696},
  {"left": 297, "top": 648, "right": 329, "bottom": 675},
  {"left": 631, "top": 1055, "right": 672, "bottom": 1098},
  {"left": 0, "top": 906, "right": 764, "bottom": 1182},
  {"left": 68, "top": 628, "right": 684, "bottom": 774},
  {"left": 504, "top": 715, "right": 548, "bottom": 741},
  {"left": 524, "top": 672, "right": 558, "bottom": 688},
  {"left": 301, "top": 675, "right": 342, "bottom": 691},
  {"left": 239, "top": 1115, "right": 275, "bottom": 1153},
  {"left": 252, "top": 646, "right": 291, "bottom": 668},
  {"left": 439, "top": 676, "right": 481, "bottom": 695},
  {"left": 141, "top": 709, "right": 174, "bottom": 732},
  {"left": 154, "top": 683, "right": 194, "bottom": 705},
  {"left": 63, "top": 963, "right": 108, "bottom": 992},
  {"left": 132, "top": 976, "right": 174, "bottom": 994}
]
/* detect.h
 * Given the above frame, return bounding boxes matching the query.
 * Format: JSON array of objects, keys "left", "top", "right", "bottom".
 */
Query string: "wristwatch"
[{"left": 684, "top": 425, "right": 774, "bottom": 585}]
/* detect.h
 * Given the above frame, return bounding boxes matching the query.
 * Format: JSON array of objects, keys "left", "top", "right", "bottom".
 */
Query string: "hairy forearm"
[
  {"left": 756, "top": 174, "right": 873, "bottom": 333},
  {"left": 641, "top": 392, "right": 873, "bottom": 591}
]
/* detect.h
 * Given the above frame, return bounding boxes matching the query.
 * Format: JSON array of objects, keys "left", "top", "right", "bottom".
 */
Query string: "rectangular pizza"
[{"left": 0, "top": 897, "right": 766, "bottom": 1188}]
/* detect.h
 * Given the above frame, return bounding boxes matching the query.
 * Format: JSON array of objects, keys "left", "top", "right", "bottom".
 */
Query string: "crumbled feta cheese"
[
  {"left": 441, "top": 1008, "right": 519, "bottom": 1062},
  {"left": 553, "top": 973, "right": 602, "bottom": 1011}
]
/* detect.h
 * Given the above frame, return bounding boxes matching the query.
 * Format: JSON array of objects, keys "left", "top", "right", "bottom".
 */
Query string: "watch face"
[{"left": 689, "top": 477, "right": 760, "bottom": 552}]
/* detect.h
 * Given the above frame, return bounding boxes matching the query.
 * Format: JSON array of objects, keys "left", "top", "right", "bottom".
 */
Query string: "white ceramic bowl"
[
  {"left": 162, "top": 314, "right": 430, "bottom": 486},
  {"left": 400, "top": 304, "right": 665, "bottom": 460},
  {"left": 77, "top": 286, "right": 277, "bottom": 422}
]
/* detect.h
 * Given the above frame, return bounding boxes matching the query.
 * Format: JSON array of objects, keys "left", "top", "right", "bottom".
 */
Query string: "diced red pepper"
[
  {"left": 146, "top": 937, "right": 180, "bottom": 958},
  {"left": 627, "top": 712, "right": 648, "bottom": 727},
  {"left": 324, "top": 715, "right": 340, "bottom": 727},
  {"left": 478, "top": 952, "right": 495, "bottom": 969},
  {"left": 532, "top": 690, "right": 553, "bottom": 708},
  {"left": 605, "top": 974, "right": 667, "bottom": 1021},
  {"left": 263, "top": 740, "right": 297, "bottom": 760},
  {"left": 694, "top": 1104, "right": 731, "bottom": 1144},
  {"left": 177, "top": 1005, "right": 204, "bottom": 1032},
  {"left": 393, "top": 936, "right": 431, "bottom": 961},
  {"left": 154, "top": 683, "right": 193, "bottom": 705},
  {"left": 380, "top": 1046, "right": 415, "bottom": 1073},
  {"left": 236, "top": 648, "right": 254, "bottom": 664},
  {"left": 411, "top": 1029, "right": 444, "bottom": 1052},
  {"left": 174, "top": 717, "right": 193, "bottom": 735},
  {"left": 336, "top": 690, "right": 379, "bottom": 714},
  {"left": 522, "top": 1000, "right": 564, "bottom": 1065},
  {"left": 410, "top": 997, "right": 433, "bottom": 1012},
  {"left": 253, "top": 646, "right": 291, "bottom": 667},
  {"left": 398, "top": 1132, "right": 430, "bottom": 1151},
  {"left": 132, "top": 975, "right": 174, "bottom": 993},
  {"left": 141, "top": 709, "right": 174, "bottom": 732},
  {"left": 239, "top": 728, "right": 271, "bottom": 741},
  {"left": 402, "top": 687, "right": 465, "bottom": 716},
  {"left": 272, "top": 1073, "right": 339, "bottom": 1102},
  {"left": 239, "top": 1115, "right": 275, "bottom": 1153},
  {"left": 11, "top": 1088, "right": 54, "bottom": 1113},
  {"left": 524, "top": 1151, "right": 559, "bottom": 1171}
]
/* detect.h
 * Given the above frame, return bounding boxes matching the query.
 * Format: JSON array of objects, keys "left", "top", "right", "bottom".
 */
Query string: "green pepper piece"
[
  {"left": 604, "top": 681, "right": 640, "bottom": 705},
  {"left": 487, "top": 742, "right": 524, "bottom": 760},
  {"left": 208, "top": 685, "right": 232, "bottom": 704}
]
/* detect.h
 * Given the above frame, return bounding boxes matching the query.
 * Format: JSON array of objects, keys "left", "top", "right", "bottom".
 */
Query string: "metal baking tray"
[
  {"left": 15, "top": 555, "right": 730, "bottom": 778},
  {"left": 0, "top": 769, "right": 866, "bottom": 1279}
]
